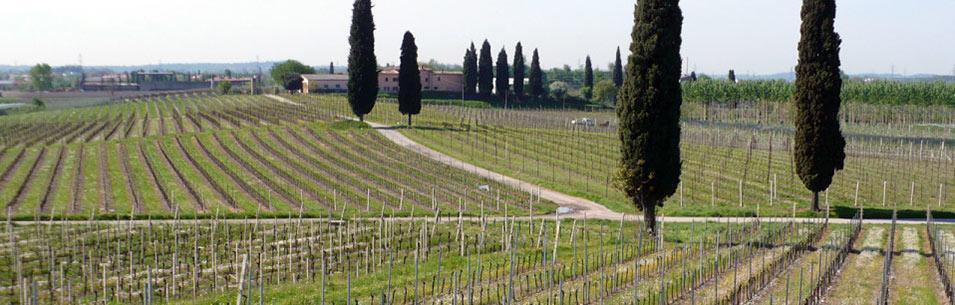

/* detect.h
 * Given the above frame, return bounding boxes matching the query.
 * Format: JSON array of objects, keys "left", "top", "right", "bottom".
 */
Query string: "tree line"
[
  {"left": 461, "top": 40, "right": 546, "bottom": 103},
  {"left": 682, "top": 78, "right": 955, "bottom": 106}
]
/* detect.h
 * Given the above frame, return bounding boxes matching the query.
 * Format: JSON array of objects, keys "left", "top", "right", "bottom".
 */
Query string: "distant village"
[{"left": 0, "top": 65, "right": 473, "bottom": 95}]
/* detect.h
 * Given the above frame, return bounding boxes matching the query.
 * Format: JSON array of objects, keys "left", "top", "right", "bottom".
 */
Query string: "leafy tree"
[
  {"left": 224, "top": 69, "right": 233, "bottom": 78},
  {"left": 613, "top": 47, "right": 624, "bottom": 87},
  {"left": 282, "top": 74, "right": 304, "bottom": 92},
  {"left": 616, "top": 0, "right": 684, "bottom": 235},
  {"left": 794, "top": 0, "right": 845, "bottom": 212},
  {"left": 549, "top": 81, "right": 568, "bottom": 101},
  {"left": 593, "top": 80, "right": 618, "bottom": 105},
  {"left": 270, "top": 60, "right": 315, "bottom": 87},
  {"left": 398, "top": 31, "right": 422, "bottom": 126},
  {"left": 478, "top": 40, "right": 494, "bottom": 98},
  {"left": 528, "top": 49, "right": 544, "bottom": 99},
  {"left": 463, "top": 43, "right": 478, "bottom": 96},
  {"left": 579, "top": 87, "right": 593, "bottom": 102},
  {"left": 513, "top": 43, "right": 526, "bottom": 100},
  {"left": 348, "top": 0, "right": 379, "bottom": 121},
  {"left": 689, "top": 71, "right": 697, "bottom": 81},
  {"left": 217, "top": 81, "right": 233, "bottom": 94},
  {"left": 29, "top": 64, "right": 54, "bottom": 91},
  {"left": 728, "top": 69, "right": 736, "bottom": 82},
  {"left": 495, "top": 48, "right": 510, "bottom": 100},
  {"left": 583, "top": 56, "right": 594, "bottom": 99},
  {"left": 32, "top": 98, "right": 45, "bottom": 110}
]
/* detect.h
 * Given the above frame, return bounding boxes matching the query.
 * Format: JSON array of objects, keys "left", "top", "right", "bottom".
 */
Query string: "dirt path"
[
  {"left": 821, "top": 227, "right": 886, "bottom": 304},
  {"left": 889, "top": 226, "right": 948, "bottom": 304},
  {"left": 264, "top": 94, "right": 617, "bottom": 218},
  {"left": 368, "top": 122, "right": 620, "bottom": 218},
  {"left": 264, "top": 94, "right": 304, "bottom": 106}
]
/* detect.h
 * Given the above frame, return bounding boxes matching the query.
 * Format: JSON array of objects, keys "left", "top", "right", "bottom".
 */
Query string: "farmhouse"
[
  {"left": 379, "top": 66, "right": 464, "bottom": 94},
  {"left": 302, "top": 74, "right": 349, "bottom": 93},
  {"left": 304, "top": 67, "right": 464, "bottom": 95}
]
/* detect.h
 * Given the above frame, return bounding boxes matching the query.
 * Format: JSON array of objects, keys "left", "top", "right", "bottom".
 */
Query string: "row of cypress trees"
[
  {"left": 618, "top": 0, "right": 846, "bottom": 234},
  {"left": 348, "top": 0, "right": 423, "bottom": 125},
  {"left": 463, "top": 41, "right": 545, "bottom": 102},
  {"left": 349, "top": 0, "right": 845, "bottom": 235},
  {"left": 580, "top": 50, "right": 625, "bottom": 100}
]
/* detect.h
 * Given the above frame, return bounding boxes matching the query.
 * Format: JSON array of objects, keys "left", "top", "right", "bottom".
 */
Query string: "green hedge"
[{"left": 682, "top": 79, "right": 955, "bottom": 106}]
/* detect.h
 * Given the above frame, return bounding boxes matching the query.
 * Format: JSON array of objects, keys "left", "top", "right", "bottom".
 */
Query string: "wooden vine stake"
[{"left": 235, "top": 254, "right": 248, "bottom": 305}]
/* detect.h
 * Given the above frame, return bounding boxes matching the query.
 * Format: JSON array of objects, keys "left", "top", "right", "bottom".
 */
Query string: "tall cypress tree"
[
  {"left": 794, "top": 0, "right": 845, "bottom": 212},
  {"left": 728, "top": 69, "right": 736, "bottom": 82},
  {"left": 398, "top": 31, "right": 422, "bottom": 127},
  {"left": 330, "top": 62, "right": 335, "bottom": 74},
  {"left": 347, "top": 0, "right": 377, "bottom": 121},
  {"left": 463, "top": 43, "right": 478, "bottom": 96},
  {"left": 584, "top": 56, "right": 595, "bottom": 100},
  {"left": 478, "top": 40, "right": 494, "bottom": 98},
  {"left": 495, "top": 48, "right": 510, "bottom": 100},
  {"left": 528, "top": 49, "right": 543, "bottom": 99},
  {"left": 584, "top": 56, "right": 594, "bottom": 89},
  {"left": 513, "top": 43, "right": 526, "bottom": 100},
  {"left": 617, "top": 0, "right": 683, "bottom": 235},
  {"left": 613, "top": 47, "right": 624, "bottom": 87}
]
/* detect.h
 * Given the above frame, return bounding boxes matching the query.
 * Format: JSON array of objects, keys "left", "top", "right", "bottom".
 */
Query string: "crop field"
[
  {"left": 4, "top": 215, "right": 848, "bottom": 305},
  {"left": 298, "top": 95, "right": 955, "bottom": 219},
  {"left": 0, "top": 94, "right": 550, "bottom": 219},
  {"left": 0, "top": 92, "right": 954, "bottom": 304},
  {"left": 4, "top": 93, "right": 953, "bottom": 219}
]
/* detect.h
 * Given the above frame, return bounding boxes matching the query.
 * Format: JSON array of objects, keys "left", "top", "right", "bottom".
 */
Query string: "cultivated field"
[
  {"left": 299, "top": 95, "right": 955, "bottom": 219},
  {"left": 0, "top": 94, "right": 551, "bottom": 219},
  {"left": 1, "top": 92, "right": 954, "bottom": 304},
  {"left": 4, "top": 216, "right": 842, "bottom": 304}
]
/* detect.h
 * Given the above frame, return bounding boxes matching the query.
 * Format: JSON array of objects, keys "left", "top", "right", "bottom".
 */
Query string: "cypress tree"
[
  {"left": 347, "top": 0, "right": 378, "bottom": 122},
  {"left": 728, "top": 69, "right": 736, "bottom": 82},
  {"left": 613, "top": 47, "right": 624, "bottom": 87},
  {"left": 616, "top": 0, "right": 683, "bottom": 235},
  {"left": 330, "top": 62, "right": 335, "bottom": 74},
  {"left": 478, "top": 40, "right": 494, "bottom": 98},
  {"left": 794, "top": 0, "right": 845, "bottom": 212},
  {"left": 463, "top": 43, "right": 478, "bottom": 96},
  {"left": 584, "top": 56, "right": 594, "bottom": 88},
  {"left": 528, "top": 49, "right": 543, "bottom": 99},
  {"left": 398, "top": 31, "right": 422, "bottom": 126},
  {"left": 584, "top": 56, "right": 594, "bottom": 100},
  {"left": 495, "top": 48, "right": 510, "bottom": 100},
  {"left": 513, "top": 43, "right": 526, "bottom": 100}
]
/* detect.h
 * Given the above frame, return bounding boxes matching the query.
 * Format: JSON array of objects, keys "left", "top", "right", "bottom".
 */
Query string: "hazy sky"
[{"left": 3, "top": 0, "right": 953, "bottom": 75}]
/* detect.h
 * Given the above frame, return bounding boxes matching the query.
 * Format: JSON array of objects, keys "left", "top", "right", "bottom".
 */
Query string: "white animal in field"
[
  {"left": 478, "top": 185, "right": 491, "bottom": 192},
  {"left": 572, "top": 118, "right": 596, "bottom": 126}
]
